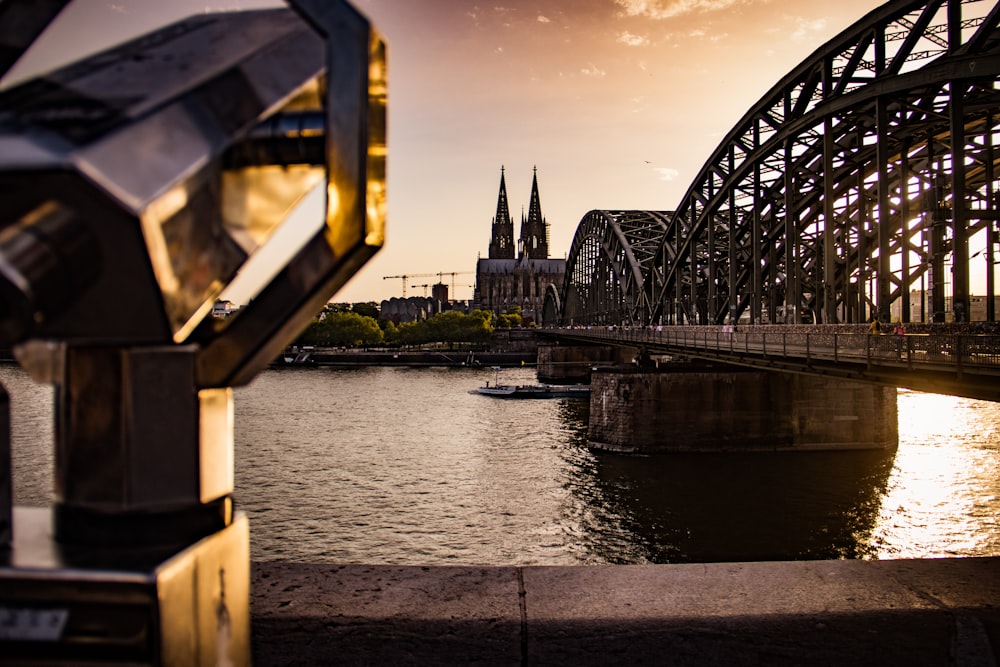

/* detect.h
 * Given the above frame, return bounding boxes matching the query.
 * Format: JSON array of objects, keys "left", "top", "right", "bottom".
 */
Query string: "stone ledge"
[{"left": 252, "top": 557, "right": 1000, "bottom": 666}]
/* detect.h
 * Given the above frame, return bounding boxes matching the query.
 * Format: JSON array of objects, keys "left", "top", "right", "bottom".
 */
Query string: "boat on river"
[
  {"left": 471, "top": 383, "right": 590, "bottom": 399},
  {"left": 470, "top": 367, "right": 590, "bottom": 399}
]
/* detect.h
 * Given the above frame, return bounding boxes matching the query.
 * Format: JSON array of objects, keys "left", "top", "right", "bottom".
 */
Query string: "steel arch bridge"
[
  {"left": 544, "top": 210, "right": 670, "bottom": 326},
  {"left": 546, "top": 0, "right": 1000, "bottom": 327}
]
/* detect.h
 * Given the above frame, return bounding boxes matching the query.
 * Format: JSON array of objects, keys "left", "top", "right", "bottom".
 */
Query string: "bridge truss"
[
  {"left": 546, "top": 210, "right": 669, "bottom": 326},
  {"left": 552, "top": 0, "right": 1000, "bottom": 327}
]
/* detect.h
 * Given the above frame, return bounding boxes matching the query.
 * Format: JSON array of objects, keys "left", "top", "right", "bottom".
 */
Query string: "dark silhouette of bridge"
[
  {"left": 543, "top": 0, "right": 1000, "bottom": 330},
  {"left": 540, "top": 324, "right": 1000, "bottom": 401}
]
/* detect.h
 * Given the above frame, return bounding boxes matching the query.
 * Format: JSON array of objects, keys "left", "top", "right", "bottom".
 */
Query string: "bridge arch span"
[
  {"left": 650, "top": 0, "right": 1000, "bottom": 326},
  {"left": 556, "top": 0, "right": 1000, "bottom": 328},
  {"left": 541, "top": 282, "right": 561, "bottom": 327},
  {"left": 558, "top": 210, "right": 670, "bottom": 326}
]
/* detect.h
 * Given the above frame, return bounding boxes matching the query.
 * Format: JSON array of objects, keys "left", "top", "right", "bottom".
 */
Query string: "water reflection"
[
  {"left": 554, "top": 386, "right": 1000, "bottom": 564},
  {"left": 3, "top": 363, "right": 999, "bottom": 564},
  {"left": 0, "top": 364, "right": 53, "bottom": 507},
  {"left": 874, "top": 390, "right": 1000, "bottom": 559},
  {"left": 572, "top": 449, "right": 895, "bottom": 563},
  {"left": 553, "top": 391, "right": 895, "bottom": 563}
]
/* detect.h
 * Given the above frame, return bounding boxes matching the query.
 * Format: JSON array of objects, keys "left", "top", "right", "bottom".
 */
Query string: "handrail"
[{"left": 544, "top": 326, "right": 1000, "bottom": 371}]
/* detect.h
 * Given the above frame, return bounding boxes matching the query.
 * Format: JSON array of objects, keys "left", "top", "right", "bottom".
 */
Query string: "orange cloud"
[{"left": 615, "top": 0, "right": 760, "bottom": 20}]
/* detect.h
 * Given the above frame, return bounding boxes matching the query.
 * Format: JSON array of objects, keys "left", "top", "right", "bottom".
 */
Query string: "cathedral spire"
[
  {"left": 520, "top": 165, "right": 549, "bottom": 259},
  {"left": 489, "top": 166, "right": 515, "bottom": 259}
]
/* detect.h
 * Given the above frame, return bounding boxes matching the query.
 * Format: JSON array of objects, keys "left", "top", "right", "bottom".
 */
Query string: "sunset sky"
[{"left": 7, "top": 0, "right": 885, "bottom": 304}]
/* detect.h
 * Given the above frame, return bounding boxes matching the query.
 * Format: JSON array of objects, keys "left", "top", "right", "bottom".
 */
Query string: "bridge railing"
[{"left": 548, "top": 326, "right": 1000, "bottom": 371}]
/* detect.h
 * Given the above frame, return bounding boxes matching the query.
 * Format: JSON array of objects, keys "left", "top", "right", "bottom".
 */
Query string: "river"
[{"left": 5, "top": 364, "right": 999, "bottom": 565}]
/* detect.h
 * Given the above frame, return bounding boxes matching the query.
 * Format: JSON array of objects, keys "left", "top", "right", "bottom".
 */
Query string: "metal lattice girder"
[
  {"left": 636, "top": 0, "right": 1000, "bottom": 326},
  {"left": 554, "top": 210, "right": 670, "bottom": 326}
]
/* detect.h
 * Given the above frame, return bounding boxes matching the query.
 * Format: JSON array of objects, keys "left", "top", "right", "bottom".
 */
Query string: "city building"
[
  {"left": 892, "top": 289, "right": 1000, "bottom": 323},
  {"left": 380, "top": 284, "right": 471, "bottom": 324},
  {"left": 379, "top": 296, "right": 445, "bottom": 324},
  {"left": 473, "top": 166, "right": 566, "bottom": 324}
]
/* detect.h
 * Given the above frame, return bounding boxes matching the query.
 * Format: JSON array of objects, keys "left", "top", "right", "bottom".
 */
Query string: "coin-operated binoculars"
[{"left": 0, "top": 0, "right": 385, "bottom": 663}]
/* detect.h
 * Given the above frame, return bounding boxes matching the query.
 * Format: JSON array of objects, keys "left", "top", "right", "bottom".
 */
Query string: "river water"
[{"left": 5, "top": 364, "right": 1000, "bottom": 565}]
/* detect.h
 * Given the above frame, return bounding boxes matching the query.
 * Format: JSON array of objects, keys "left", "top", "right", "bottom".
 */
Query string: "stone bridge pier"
[
  {"left": 537, "top": 344, "right": 634, "bottom": 384},
  {"left": 589, "top": 362, "right": 898, "bottom": 453}
]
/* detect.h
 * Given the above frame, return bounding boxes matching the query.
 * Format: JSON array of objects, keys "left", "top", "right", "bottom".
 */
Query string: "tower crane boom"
[{"left": 383, "top": 271, "right": 473, "bottom": 298}]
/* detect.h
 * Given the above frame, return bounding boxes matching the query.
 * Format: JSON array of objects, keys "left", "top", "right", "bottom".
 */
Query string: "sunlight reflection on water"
[{"left": 875, "top": 391, "right": 1000, "bottom": 559}]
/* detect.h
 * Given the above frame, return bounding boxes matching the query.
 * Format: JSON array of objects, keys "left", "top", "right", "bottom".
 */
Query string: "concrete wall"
[
  {"left": 537, "top": 345, "right": 635, "bottom": 383},
  {"left": 489, "top": 329, "right": 541, "bottom": 352},
  {"left": 589, "top": 365, "right": 897, "bottom": 453}
]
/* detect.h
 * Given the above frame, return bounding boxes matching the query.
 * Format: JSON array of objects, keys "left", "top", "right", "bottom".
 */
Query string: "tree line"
[{"left": 294, "top": 304, "right": 525, "bottom": 348}]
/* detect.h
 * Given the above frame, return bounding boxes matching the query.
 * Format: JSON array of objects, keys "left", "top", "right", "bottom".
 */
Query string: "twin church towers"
[
  {"left": 474, "top": 166, "right": 566, "bottom": 323},
  {"left": 488, "top": 165, "right": 550, "bottom": 260}
]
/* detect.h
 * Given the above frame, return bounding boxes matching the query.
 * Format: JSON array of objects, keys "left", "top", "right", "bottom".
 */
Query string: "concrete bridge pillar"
[
  {"left": 537, "top": 344, "right": 634, "bottom": 384},
  {"left": 589, "top": 364, "right": 897, "bottom": 453}
]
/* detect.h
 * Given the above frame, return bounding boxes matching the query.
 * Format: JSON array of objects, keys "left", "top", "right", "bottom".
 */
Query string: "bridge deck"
[{"left": 544, "top": 326, "right": 1000, "bottom": 402}]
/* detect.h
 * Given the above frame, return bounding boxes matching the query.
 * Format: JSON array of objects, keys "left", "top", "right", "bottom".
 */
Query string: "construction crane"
[
  {"left": 435, "top": 271, "right": 474, "bottom": 297},
  {"left": 382, "top": 273, "right": 436, "bottom": 297},
  {"left": 411, "top": 284, "right": 431, "bottom": 297},
  {"left": 383, "top": 271, "right": 474, "bottom": 298}
]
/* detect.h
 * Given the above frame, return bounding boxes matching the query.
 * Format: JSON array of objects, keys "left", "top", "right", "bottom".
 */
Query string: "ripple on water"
[{"left": 5, "top": 364, "right": 1000, "bottom": 565}]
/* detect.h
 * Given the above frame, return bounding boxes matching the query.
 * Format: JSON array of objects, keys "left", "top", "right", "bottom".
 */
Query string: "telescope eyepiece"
[{"left": 0, "top": 202, "right": 100, "bottom": 343}]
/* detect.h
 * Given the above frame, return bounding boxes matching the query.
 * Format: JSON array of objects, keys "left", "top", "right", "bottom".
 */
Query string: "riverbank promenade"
[{"left": 252, "top": 556, "right": 1000, "bottom": 665}]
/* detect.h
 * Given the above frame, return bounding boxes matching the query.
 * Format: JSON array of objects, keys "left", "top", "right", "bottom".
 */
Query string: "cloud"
[
  {"left": 789, "top": 16, "right": 828, "bottom": 42},
  {"left": 617, "top": 31, "right": 649, "bottom": 47},
  {"left": 490, "top": 5, "right": 516, "bottom": 28},
  {"left": 537, "top": 14, "right": 551, "bottom": 23},
  {"left": 679, "top": 28, "right": 726, "bottom": 42},
  {"left": 581, "top": 63, "right": 606, "bottom": 77},
  {"left": 653, "top": 167, "right": 680, "bottom": 181},
  {"left": 615, "top": 0, "right": 758, "bottom": 20}
]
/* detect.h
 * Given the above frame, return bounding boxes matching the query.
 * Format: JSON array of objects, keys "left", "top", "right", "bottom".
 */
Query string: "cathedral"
[{"left": 473, "top": 167, "right": 566, "bottom": 324}]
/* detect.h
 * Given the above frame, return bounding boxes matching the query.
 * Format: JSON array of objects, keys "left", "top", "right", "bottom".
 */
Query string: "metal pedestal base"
[{"left": 0, "top": 507, "right": 250, "bottom": 666}]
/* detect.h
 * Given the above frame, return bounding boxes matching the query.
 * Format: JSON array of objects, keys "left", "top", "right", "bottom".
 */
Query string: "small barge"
[
  {"left": 470, "top": 383, "right": 590, "bottom": 399},
  {"left": 470, "top": 367, "right": 590, "bottom": 399}
]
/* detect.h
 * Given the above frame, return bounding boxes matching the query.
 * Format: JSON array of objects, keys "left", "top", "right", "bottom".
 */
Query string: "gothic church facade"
[{"left": 473, "top": 167, "right": 566, "bottom": 324}]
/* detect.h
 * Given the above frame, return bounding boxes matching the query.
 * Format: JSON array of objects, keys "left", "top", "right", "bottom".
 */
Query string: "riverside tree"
[
  {"left": 298, "top": 311, "right": 383, "bottom": 347},
  {"left": 383, "top": 310, "right": 493, "bottom": 347},
  {"left": 495, "top": 306, "right": 522, "bottom": 329},
  {"left": 352, "top": 302, "right": 379, "bottom": 320}
]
